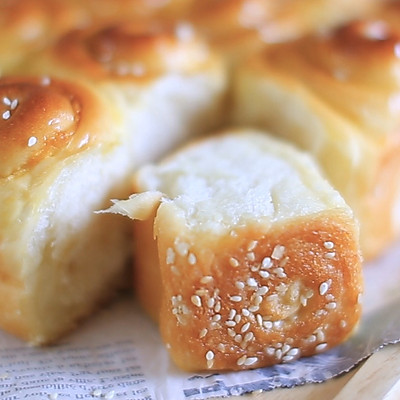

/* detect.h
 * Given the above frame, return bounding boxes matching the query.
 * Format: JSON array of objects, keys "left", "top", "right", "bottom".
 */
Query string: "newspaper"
[{"left": 1, "top": 241, "right": 400, "bottom": 400}]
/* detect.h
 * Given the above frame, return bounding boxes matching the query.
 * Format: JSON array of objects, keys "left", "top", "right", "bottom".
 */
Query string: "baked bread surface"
[
  {"left": 108, "top": 129, "right": 363, "bottom": 371},
  {"left": 0, "top": 75, "right": 133, "bottom": 344}
]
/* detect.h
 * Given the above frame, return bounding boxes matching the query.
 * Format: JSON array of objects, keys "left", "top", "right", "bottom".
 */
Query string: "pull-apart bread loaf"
[
  {"left": 0, "top": 76, "right": 134, "bottom": 345},
  {"left": 232, "top": 17, "right": 400, "bottom": 260},
  {"left": 0, "top": 20, "right": 227, "bottom": 345},
  {"left": 22, "top": 20, "right": 227, "bottom": 164},
  {"left": 106, "top": 129, "right": 363, "bottom": 371}
]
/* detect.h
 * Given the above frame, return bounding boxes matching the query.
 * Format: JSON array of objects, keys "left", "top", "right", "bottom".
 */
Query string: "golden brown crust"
[
  {"left": 0, "top": 76, "right": 118, "bottom": 178},
  {"left": 232, "top": 17, "right": 400, "bottom": 260},
  {"left": 157, "top": 214, "right": 362, "bottom": 371},
  {"left": 24, "top": 20, "right": 213, "bottom": 83}
]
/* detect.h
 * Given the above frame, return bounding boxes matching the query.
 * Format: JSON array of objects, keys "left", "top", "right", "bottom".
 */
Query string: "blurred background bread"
[{"left": 232, "top": 10, "right": 400, "bottom": 260}]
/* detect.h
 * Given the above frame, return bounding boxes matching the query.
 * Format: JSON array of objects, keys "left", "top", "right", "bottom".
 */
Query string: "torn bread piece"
[{"left": 108, "top": 129, "right": 363, "bottom": 371}]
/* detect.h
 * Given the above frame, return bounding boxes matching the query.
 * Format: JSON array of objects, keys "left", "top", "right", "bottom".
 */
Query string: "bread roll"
[
  {"left": 106, "top": 129, "right": 363, "bottom": 371},
  {"left": 180, "top": 0, "right": 385, "bottom": 65},
  {"left": 22, "top": 19, "right": 227, "bottom": 164},
  {"left": 0, "top": 75, "right": 134, "bottom": 345},
  {"left": 257, "top": 0, "right": 386, "bottom": 43},
  {"left": 0, "top": 0, "right": 89, "bottom": 74},
  {"left": 232, "top": 18, "right": 400, "bottom": 260}
]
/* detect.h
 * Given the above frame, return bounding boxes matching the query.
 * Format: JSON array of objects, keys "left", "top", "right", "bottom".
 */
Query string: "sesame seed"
[
  {"left": 323, "top": 241, "right": 335, "bottom": 250},
  {"left": 234, "top": 314, "right": 242, "bottom": 323},
  {"left": 274, "top": 320, "right": 283, "bottom": 329},
  {"left": 195, "top": 289, "right": 208, "bottom": 296},
  {"left": 287, "top": 348, "right": 300, "bottom": 357},
  {"left": 228, "top": 309, "right": 237, "bottom": 320},
  {"left": 244, "top": 356, "right": 258, "bottom": 366},
  {"left": 206, "top": 350, "right": 215, "bottom": 360},
  {"left": 271, "top": 245, "right": 285, "bottom": 260},
  {"left": 300, "top": 295, "right": 307, "bottom": 307},
  {"left": 256, "top": 286, "right": 269, "bottom": 296},
  {"left": 263, "top": 321, "right": 273, "bottom": 329},
  {"left": 228, "top": 328, "right": 236, "bottom": 337},
  {"left": 241, "top": 322, "right": 251, "bottom": 333},
  {"left": 207, "top": 298, "right": 215, "bottom": 308},
  {"left": 306, "top": 334, "right": 317, "bottom": 343},
  {"left": 27, "top": 136, "right": 38, "bottom": 147},
  {"left": 246, "top": 252, "right": 255, "bottom": 261},
  {"left": 253, "top": 295, "right": 262, "bottom": 306},
  {"left": 248, "top": 305, "right": 259, "bottom": 312},
  {"left": 259, "top": 270, "right": 270, "bottom": 279},
  {"left": 279, "top": 257, "right": 289, "bottom": 268},
  {"left": 188, "top": 253, "right": 197, "bottom": 265},
  {"left": 282, "top": 355, "right": 295, "bottom": 363},
  {"left": 2, "top": 110, "right": 10, "bottom": 120},
  {"left": 237, "top": 355, "right": 247, "bottom": 366},
  {"left": 261, "top": 257, "right": 272, "bottom": 269},
  {"left": 325, "top": 302, "right": 337, "bottom": 310},
  {"left": 274, "top": 267, "right": 287, "bottom": 278},
  {"left": 230, "top": 295, "right": 242, "bottom": 302},
  {"left": 265, "top": 347, "right": 275, "bottom": 356},
  {"left": 212, "top": 314, "right": 221, "bottom": 322},
  {"left": 191, "top": 295, "right": 202, "bottom": 307},
  {"left": 166, "top": 248, "right": 175, "bottom": 264},
  {"left": 214, "top": 301, "right": 221, "bottom": 313},
  {"left": 207, "top": 359, "right": 214, "bottom": 368},
  {"left": 3, "top": 97, "right": 10, "bottom": 106},
  {"left": 325, "top": 252, "right": 335, "bottom": 259},
  {"left": 319, "top": 280, "right": 331, "bottom": 296},
  {"left": 326, "top": 294, "right": 335, "bottom": 301},
  {"left": 256, "top": 314, "right": 263, "bottom": 326},
  {"left": 315, "top": 342, "right": 328, "bottom": 352},
  {"left": 244, "top": 332, "right": 254, "bottom": 342},
  {"left": 225, "top": 320, "right": 236, "bottom": 327},
  {"left": 199, "top": 328, "right": 208, "bottom": 338},
  {"left": 200, "top": 276, "right": 213, "bottom": 284},
  {"left": 235, "top": 281, "right": 245, "bottom": 290},
  {"left": 282, "top": 344, "right": 291, "bottom": 354},
  {"left": 217, "top": 343, "right": 225, "bottom": 352},
  {"left": 247, "top": 277, "right": 257, "bottom": 287},
  {"left": 175, "top": 241, "right": 189, "bottom": 256},
  {"left": 315, "top": 329, "right": 325, "bottom": 342},
  {"left": 229, "top": 257, "right": 240, "bottom": 267},
  {"left": 340, "top": 320, "right": 347, "bottom": 328},
  {"left": 242, "top": 308, "right": 250, "bottom": 316},
  {"left": 275, "top": 349, "right": 282, "bottom": 359},
  {"left": 234, "top": 334, "right": 243, "bottom": 343}
]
